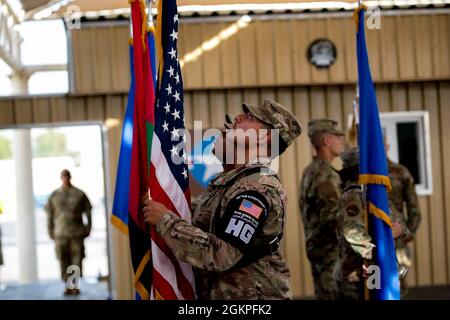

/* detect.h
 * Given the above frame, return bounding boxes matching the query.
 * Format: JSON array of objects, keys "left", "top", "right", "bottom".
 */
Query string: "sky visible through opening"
[{"left": 0, "top": 19, "right": 68, "bottom": 96}]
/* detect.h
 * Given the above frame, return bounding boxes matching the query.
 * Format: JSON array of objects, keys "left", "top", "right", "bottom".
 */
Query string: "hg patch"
[{"left": 217, "top": 191, "right": 269, "bottom": 251}]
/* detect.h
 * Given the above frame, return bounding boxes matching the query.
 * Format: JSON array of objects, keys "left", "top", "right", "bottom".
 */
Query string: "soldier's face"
[
  {"left": 233, "top": 112, "right": 265, "bottom": 131},
  {"left": 328, "top": 133, "right": 346, "bottom": 156},
  {"left": 61, "top": 174, "right": 71, "bottom": 185},
  {"left": 232, "top": 112, "right": 271, "bottom": 149}
]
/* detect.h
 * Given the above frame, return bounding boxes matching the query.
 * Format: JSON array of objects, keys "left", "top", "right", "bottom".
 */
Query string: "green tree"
[
  {"left": 0, "top": 135, "right": 12, "bottom": 159},
  {"left": 34, "top": 129, "right": 67, "bottom": 157}
]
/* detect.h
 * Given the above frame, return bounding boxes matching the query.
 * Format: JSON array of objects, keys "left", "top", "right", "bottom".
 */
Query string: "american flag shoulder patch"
[{"left": 239, "top": 199, "right": 263, "bottom": 219}]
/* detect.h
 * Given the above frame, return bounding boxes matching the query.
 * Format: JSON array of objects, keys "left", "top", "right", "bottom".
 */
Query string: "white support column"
[
  {"left": 10, "top": 72, "right": 28, "bottom": 95},
  {"left": 12, "top": 129, "right": 38, "bottom": 284}
]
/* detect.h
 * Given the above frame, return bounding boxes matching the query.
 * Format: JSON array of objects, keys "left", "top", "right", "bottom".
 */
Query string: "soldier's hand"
[
  {"left": 362, "top": 264, "right": 371, "bottom": 278},
  {"left": 143, "top": 198, "right": 169, "bottom": 226},
  {"left": 392, "top": 221, "right": 402, "bottom": 239}
]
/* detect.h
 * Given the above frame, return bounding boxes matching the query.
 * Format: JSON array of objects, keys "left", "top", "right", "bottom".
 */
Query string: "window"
[{"left": 380, "top": 111, "right": 432, "bottom": 196}]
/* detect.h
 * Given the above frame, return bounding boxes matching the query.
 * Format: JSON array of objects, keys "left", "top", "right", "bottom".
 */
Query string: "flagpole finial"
[{"left": 146, "top": 0, "right": 155, "bottom": 31}]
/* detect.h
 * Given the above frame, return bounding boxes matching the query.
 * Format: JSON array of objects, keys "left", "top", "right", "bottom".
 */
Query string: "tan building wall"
[
  {"left": 1, "top": 80, "right": 450, "bottom": 298},
  {"left": 70, "top": 12, "right": 450, "bottom": 94}
]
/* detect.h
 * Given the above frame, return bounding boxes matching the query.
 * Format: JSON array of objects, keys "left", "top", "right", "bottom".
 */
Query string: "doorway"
[{"left": 0, "top": 123, "right": 111, "bottom": 299}]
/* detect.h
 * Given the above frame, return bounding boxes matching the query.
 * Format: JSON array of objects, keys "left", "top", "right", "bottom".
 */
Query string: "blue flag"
[
  {"left": 356, "top": 7, "right": 400, "bottom": 300},
  {"left": 111, "top": 43, "right": 135, "bottom": 234}
]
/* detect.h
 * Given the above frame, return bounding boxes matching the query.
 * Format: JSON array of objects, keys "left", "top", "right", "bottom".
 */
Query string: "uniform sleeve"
[
  {"left": 44, "top": 194, "right": 55, "bottom": 237},
  {"left": 156, "top": 212, "right": 243, "bottom": 272},
  {"left": 83, "top": 193, "right": 93, "bottom": 235},
  {"left": 316, "top": 171, "right": 341, "bottom": 226},
  {"left": 402, "top": 169, "right": 421, "bottom": 237},
  {"left": 339, "top": 191, "right": 375, "bottom": 260}
]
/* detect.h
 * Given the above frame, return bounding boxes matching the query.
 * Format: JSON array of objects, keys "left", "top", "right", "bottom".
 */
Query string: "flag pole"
[{"left": 355, "top": 0, "right": 370, "bottom": 301}]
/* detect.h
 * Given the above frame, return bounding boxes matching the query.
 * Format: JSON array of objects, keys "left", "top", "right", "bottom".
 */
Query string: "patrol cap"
[
  {"left": 307, "top": 119, "right": 345, "bottom": 138},
  {"left": 224, "top": 113, "right": 235, "bottom": 129},
  {"left": 241, "top": 98, "right": 302, "bottom": 148},
  {"left": 341, "top": 147, "right": 360, "bottom": 168}
]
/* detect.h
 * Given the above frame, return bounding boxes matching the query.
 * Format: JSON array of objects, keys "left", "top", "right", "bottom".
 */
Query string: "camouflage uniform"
[
  {"left": 299, "top": 119, "right": 344, "bottom": 300},
  {"left": 335, "top": 147, "right": 375, "bottom": 300},
  {"left": 155, "top": 99, "right": 301, "bottom": 299},
  {"left": 45, "top": 186, "right": 92, "bottom": 281},
  {"left": 388, "top": 159, "right": 421, "bottom": 297}
]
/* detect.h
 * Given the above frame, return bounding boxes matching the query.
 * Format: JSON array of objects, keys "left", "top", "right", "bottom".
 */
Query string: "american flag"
[
  {"left": 148, "top": 0, "right": 195, "bottom": 300},
  {"left": 239, "top": 199, "right": 263, "bottom": 219}
]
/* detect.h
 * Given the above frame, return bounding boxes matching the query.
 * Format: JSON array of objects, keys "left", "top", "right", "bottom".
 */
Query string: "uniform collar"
[{"left": 211, "top": 157, "right": 272, "bottom": 186}]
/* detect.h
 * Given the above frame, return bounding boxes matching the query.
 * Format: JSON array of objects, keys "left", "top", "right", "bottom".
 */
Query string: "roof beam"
[
  {"left": 1, "top": 0, "right": 24, "bottom": 24},
  {"left": 0, "top": 2, "right": 22, "bottom": 72}
]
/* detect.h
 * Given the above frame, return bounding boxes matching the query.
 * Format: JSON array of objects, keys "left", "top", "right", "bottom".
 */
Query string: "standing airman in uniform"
[
  {"left": 336, "top": 147, "right": 403, "bottom": 300},
  {"left": 299, "top": 119, "right": 345, "bottom": 299},
  {"left": 45, "top": 169, "right": 92, "bottom": 295}
]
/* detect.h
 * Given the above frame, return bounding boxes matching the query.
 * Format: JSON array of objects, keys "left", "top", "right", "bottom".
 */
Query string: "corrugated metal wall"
[
  {"left": 70, "top": 13, "right": 450, "bottom": 93},
  {"left": 1, "top": 81, "right": 449, "bottom": 297}
]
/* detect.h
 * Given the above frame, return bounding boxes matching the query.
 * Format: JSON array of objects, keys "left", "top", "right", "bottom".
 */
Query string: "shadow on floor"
[
  {"left": 0, "top": 278, "right": 110, "bottom": 300},
  {"left": 407, "top": 285, "right": 450, "bottom": 300}
]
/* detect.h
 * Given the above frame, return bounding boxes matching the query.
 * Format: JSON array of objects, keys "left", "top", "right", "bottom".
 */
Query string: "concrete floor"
[
  {"left": 0, "top": 278, "right": 110, "bottom": 300},
  {"left": 0, "top": 280, "right": 448, "bottom": 300},
  {"left": 407, "top": 285, "right": 450, "bottom": 300}
]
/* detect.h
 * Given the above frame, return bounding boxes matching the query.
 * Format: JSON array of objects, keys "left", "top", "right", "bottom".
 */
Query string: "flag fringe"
[
  {"left": 135, "top": 281, "right": 150, "bottom": 300},
  {"left": 156, "top": 0, "right": 164, "bottom": 80},
  {"left": 353, "top": 4, "right": 368, "bottom": 31},
  {"left": 129, "top": 0, "right": 148, "bottom": 50},
  {"left": 369, "top": 202, "right": 393, "bottom": 228},
  {"left": 155, "top": 289, "right": 164, "bottom": 300},
  {"left": 359, "top": 173, "right": 392, "bottom": 190},
  {"left": 111, "top": 214, "right": 129, "bottom": 235},
  {"left": 134, "top": 250, "right": 151, "bottom": 284}
]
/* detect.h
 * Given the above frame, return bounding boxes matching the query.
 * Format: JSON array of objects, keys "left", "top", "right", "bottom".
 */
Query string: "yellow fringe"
[
  {"left": 139, "top": 0, "right": 148, "bottom": 50},
  {"left": 135, "top": 281, "right": 150, "bottom": 300},
  {"left": 369, "top": 202, "right": 393, "bottom": 228},
  {"left": 353, "top": 3, "right": 368, "bottom": 31},
  {"left": 133, "top": 250, "right": 151, "bottom": 300},
  {"left": 134, "top": 250, "right": 151, "bottom": 285},
  {"left": 147, "top": 25, "right": 156, "bottom": 33},
  {"left": 129, "top": 0, "right": 148, "bottom": 50},
  {"left": 128, "top": 37, "right": 133, "bottom": 46},
  {"left": 359, "top": 174, "right": 392, "bottom": 191},
  {"left": 110, "top": 215, "right": 129, "bottom": 235},
  {"left": 154, "top": 289, "right": 164, "bottom": 300},
  {"left": 156, "top": 0, "right": 164, "bottom": 81}
]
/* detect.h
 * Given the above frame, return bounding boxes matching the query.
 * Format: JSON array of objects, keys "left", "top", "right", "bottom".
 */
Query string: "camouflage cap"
[
  {"left": 242, "top": 98, "right": 302, "bottom": 148},
  {"left": 307, "top": 118, "right": 345, "bottom": 138},
  {"left": 341, "top": 147, "right": 360, "bottom": 168},
  {"left": 224, "top": 113, "right": 235, "bottom": 129}
]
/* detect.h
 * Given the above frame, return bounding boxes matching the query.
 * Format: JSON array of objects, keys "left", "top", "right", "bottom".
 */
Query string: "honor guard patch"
[{"left": 216, "top": 191, "right": 269, "bottom": 251}]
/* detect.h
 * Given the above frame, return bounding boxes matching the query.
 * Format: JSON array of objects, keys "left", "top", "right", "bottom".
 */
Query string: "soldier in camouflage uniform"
[
  {"left": 143, "top": 98, "right": 301, "bottom": 299},
  {"left": 299, "top": 119, "right": 346, "bottom": 299},
  {"left": 45, "top": 169, "right": 92, "bottom": 295},
  {"left": 335, "top": 147, "right": 375, "bottom": 300},
  {"left": 336, "top": 147, "right": 403, "bottom": 300},
  {"left": 385, "top": 137, "right": 421, "bottom": 298}
]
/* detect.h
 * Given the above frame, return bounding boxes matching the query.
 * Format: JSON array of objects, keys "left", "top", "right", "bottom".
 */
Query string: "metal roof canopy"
[{"left": 17, "top": 0, "right": 450, "bottom": 21}]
